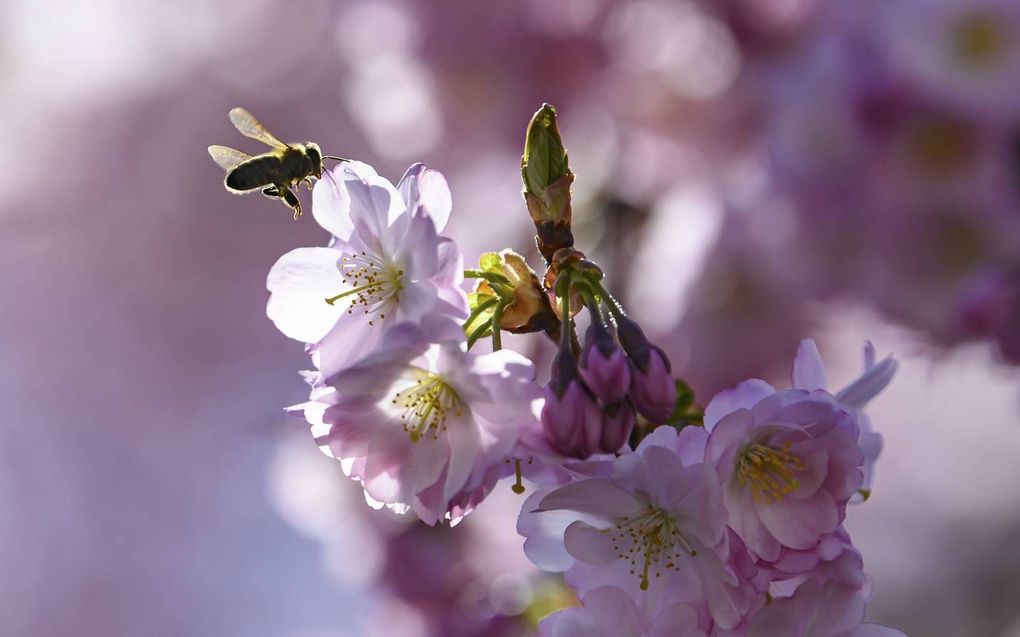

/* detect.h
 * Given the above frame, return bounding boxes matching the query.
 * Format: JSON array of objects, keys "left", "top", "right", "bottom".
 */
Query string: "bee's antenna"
[{"left": 323, "top": 155, "right": 349, "bottom": 162}]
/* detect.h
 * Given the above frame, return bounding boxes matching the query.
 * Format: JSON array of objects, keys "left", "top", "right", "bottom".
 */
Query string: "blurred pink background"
[{"left": 3, "top": 1, "right": 1020, "bottom": 635}]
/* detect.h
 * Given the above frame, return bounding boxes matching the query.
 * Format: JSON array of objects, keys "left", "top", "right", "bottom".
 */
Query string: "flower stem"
[
  {"left": 491, "top": 302, "right": 503, "bottom": 351},
  {"left": 592, "top": 278, "right": 627, "bottom": 322},
  {"left": 558, "top": 273, "right": 572, "bottom": 352},
  {"left": 464, "top": 269, "right": 511, "bottom": 286}
]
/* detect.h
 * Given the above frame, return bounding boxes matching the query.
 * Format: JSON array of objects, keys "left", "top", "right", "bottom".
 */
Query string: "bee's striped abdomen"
[{"left": 225, "top": 154, "right": 286, "bottom": 192}]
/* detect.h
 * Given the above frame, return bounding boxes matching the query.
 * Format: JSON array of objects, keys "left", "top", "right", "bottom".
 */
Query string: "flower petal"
[
  {"left": 704, "top": 380, "right": 775, "bottom": 431},
  {"left": 398, "top": 163, "right": 453, "bottom": 232},
  {"left": 756, "top": 489, "right": 839, "bottom": 550},
  {"left": 836, "top": 355, "right": 898, "bottom": 410},
  {"left": 443, "top": 414, "right": 482, "bottom": 500},
  {"left": 538, "top": 479, "right": 643, "bottom": 519},
  {"left": 266, "top": 247, "right": 344, "bottom": 343},
  {"left": 564, "top": 520, "right": 617, "bottom": 565},
  {"left": 311, "top": 165, "right": 357, "bottom": 242},
  {"left": 792, "top": 339, "right": 828, "bottom": 391}
]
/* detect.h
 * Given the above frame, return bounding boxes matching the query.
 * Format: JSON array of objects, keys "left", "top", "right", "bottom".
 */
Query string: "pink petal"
[
  {"left": 538, "top": 479, "right": 642, "bottom": 519},
  {"left": 792, "top": 339, "right": 828, "bottom": 391},
  {"left": 443, "top": 415, "right": 482, "bottom": 500},
  {"left": 757, "top": 489, "right": 839, "bottom": 550},
  {"left": 704, "top": 380, "right": 775, "bottom": 431},
  {"left": 564, "top": 520, "right": 617, "bottom": 565}
]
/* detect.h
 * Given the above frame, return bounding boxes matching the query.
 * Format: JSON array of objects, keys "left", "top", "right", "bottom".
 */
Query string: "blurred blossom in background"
[{"left": 2, "top": 0, "right": 1020, "bottom": 635}]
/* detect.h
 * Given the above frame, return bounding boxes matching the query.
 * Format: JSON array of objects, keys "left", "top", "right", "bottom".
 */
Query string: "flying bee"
[{"left": 208, "top": 107, "right": 345, "bottom": 219}]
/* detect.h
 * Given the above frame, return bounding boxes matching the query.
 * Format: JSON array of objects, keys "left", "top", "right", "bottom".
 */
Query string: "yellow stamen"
[
  {"left": 512, "top": 459, "right": 525, "bottom": 494},
  {"left": 605, "top": 506, "right": 695, "bottom": 591},
  {"left": 323, "top": 250, "right": 404, "bottom": 316},
  {"left": 736, "top": 442, "right": 805, "bottom": 502},
  {"left": 391, "top": 371, "right": 461, "bottom": 442}
]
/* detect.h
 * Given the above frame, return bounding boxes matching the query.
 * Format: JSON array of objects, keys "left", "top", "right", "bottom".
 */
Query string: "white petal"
[
  {"left": 266, "top": 247, "right": 343, "bottom": 343},
  {"left": 398, "top": 163, "right": 453, "bottom": 232},
  {"left": 312, "top": 166, "right": 355, "bottom": 242}
]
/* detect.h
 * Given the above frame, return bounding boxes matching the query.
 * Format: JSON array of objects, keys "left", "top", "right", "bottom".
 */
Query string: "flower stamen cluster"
[
  {"left": 610, "top": 506, "right": 695, "bottom": 590},
  {"left": 736, "top": 441, "right": 805, "bottom": 502},
  {"left": 392, "top": 371, "right": 463, "bottom": 442}
]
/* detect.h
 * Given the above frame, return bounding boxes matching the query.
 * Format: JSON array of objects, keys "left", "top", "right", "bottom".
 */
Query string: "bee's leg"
[
  {"left": 261, "top": 185, "right": 282, "bottom": 199},
  {"left": 303, "top": 177, "right": 315, "bottom": 191},
  {"left": 281, "top": 187, "right": 302, "bottom": 220}
]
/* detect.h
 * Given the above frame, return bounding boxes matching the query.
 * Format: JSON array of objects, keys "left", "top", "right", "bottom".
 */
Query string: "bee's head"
[{"left": 305, "top": 143, "right": 323, "bottom": 177}]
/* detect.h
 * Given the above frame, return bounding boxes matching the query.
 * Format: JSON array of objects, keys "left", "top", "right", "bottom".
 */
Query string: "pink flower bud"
[
  {"left": 629, "top": 347, "right": 676, "bottom": 423},
  {"left": 615, "top": 315, "right": 676, "bottom": 423},
  {"left": 541, "top": 381, "right": 603, "bottom": 459},
  {"left": 598, "top": 400, "right": 636, "bottom": 454},
  {"left": 579, "top": 324, "right": 631, "bottom": 403}
]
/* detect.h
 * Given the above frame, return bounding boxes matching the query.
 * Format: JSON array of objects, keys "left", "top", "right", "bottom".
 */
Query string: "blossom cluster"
[
  {"left": 254, "top": 105, "right": 908, "bottom": 635},
  {"left": 755, "top": 0, "right": 1020, "bottom": 364}
]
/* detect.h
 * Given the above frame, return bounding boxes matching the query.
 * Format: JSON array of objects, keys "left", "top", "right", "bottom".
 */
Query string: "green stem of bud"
[
  {"left": 464, "top": 269, "right": 512, "bottom": 286},
  {"left": 491, "top": 303, "right": 504, "bottom": 351},
  {"left": 464, "top": 296, "right": 500, "bottom": 336},
  {"left": 557, "top": 273, "right": 573, "bottom": 352},
  {"left": 592, "top": 278, "right": 628, "bottom": 323},
  {"left": 467, "top": 319, "right": 493, "bottom": 350}
]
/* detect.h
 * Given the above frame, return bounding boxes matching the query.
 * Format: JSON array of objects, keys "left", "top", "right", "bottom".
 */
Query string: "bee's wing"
[
  {"left": 228, "top": 107, "right": 289, "bottom": 150},
  {"left": 208, "top": 145, "right": 253, "bottom": 171}
]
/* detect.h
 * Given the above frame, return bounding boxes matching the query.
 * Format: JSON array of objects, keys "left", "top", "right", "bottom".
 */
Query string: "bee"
[{"left": 208, "top": 107, "right": 344, "bottom": 219}]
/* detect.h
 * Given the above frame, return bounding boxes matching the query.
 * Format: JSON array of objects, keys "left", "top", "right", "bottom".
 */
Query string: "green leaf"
[{"left": 665, "top": 379, "right": 703, "bottom": 430}]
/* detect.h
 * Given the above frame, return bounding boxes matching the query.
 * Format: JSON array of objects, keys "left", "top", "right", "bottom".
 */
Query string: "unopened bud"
[
  {"left": 616, "top": 315, "right": 677, "bottom": 423},
  {"left": 579, "top": 323, "right": 631, "bottom": 404},
  {"left": 522, "top": 104, "right": 574, "bottom": 262},
  {"left": 472, "top": 250, "right": 559, "bottom": 335},
  {"left": 599, "top": 400, "right": 636, "bottom": 454},
  {"left": 542, "top": 350, "right": 603, "bottom": 459}
]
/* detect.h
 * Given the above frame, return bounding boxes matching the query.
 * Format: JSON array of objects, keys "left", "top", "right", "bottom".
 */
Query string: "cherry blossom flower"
[
  {"left": 266, "top": 161, "right": 468, "bottom": 379},
  {"left": 298, "top": 320, "right": 540, "bottom": 525},
  {"left": 792, "top": 339, "right": 898, "bottom": 502},
  {"left": 692, "top": 340, "right": 896, "bottom": 561},
  {"left": 518, "top": 427, "right": 756, "bottom": 630},
  {"left": 702, "top": 383, "right": 864, "bottom": 563}
]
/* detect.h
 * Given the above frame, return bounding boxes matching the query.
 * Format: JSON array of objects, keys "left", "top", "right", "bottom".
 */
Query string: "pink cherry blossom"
[
  {"left": 793, "top": 339, "right": 898, "bottom": 501},
  {"left": 518, "top": 428, "right": 756, "bottom": 630},
  {"left": 703, "top": 385, "right": 864, "bottom": 562},
  {"left": 266, "top": 161, "right": 468, "bottom": 379},
  {"left": 298, "top": 320, "right": 540, "bottom": 525}
]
